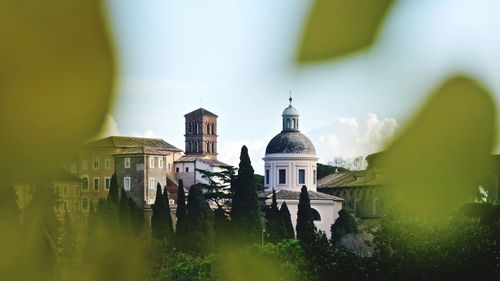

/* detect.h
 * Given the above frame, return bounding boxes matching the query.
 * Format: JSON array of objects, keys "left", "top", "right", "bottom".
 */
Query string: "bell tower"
[{"left": 184, "top": 108, "right": 218, "bottom": 159}]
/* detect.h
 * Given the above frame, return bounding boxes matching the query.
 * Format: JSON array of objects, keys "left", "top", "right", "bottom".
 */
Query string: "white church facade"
[{"left": 260, "top": 98, "right": 343, "bottom": 238}]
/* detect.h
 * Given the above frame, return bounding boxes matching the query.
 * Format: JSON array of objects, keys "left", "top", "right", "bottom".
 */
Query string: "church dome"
[
  {"left": 282, "top": 105, "right": 299, "bottom": 117},
  {"left": 265, "top": 131, "right": 316, "bottom": 155}
]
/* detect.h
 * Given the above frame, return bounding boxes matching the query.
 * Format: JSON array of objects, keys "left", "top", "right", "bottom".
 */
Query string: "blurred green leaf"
[
  {"left": 0, "top": 1, "right": 115, "bottom": 182},
  {"left": 297, "top": 0, "right": 394, "bottom": 62},
  {"left": 381, "top": 76, "right": 496, "bottom": 216}
]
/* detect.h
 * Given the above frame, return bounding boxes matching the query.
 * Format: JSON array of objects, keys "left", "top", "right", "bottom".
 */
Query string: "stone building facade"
[
  {"left": 66, "top": 136, "right": 182, "bottom": 212},
  {"left": 318, "top": 169, "right": 386, "bottom": 218}
]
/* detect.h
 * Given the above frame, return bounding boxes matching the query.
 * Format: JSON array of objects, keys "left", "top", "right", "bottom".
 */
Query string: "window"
[
  {"left": 311, "top": 208, "right": 321, "bottom": 221},
  {"left": 168, "top": 163, "right": 171, "bottom": 171},
  {"left": 206, "top": 142, "right": 210, "bottom": 152},
  {"left": 373, "top": 198, "right": 380, "bottom": 216},
  {"left": 149, "top": 157, "right": 154, "bottom": 168},
  {"left": 265, "top": 169, "right": 270, "bottom": 185},
  {"left": 354, "top": 199, "right": 359, "bottom": 213},
  {"left": 189, "top": 122, "right": 193, "bottom": 134},
  {"left": 92, "top": 155, "right": 99, "bottom": 169},
  {"left": 211, "top": 142, "right": 214, "bottom": 153},
  {"left": 82, "top": 160, "right": 88, "bottom": 170},
  {"left": 186, "top": 167, "right": 189, "bottom": 173},
  {"left": 63, "top": 185, "right": 68, "bottom": 196},
  {"left": 124, "top": 177, "right": 131, "bottom": 191},
  {"left": 93, "top": 177, "right": 99, "bottom": 192},
  {"left": 286, "top": 118, "right": 291, "bottom": 129},
  {"left": 207, "top": 123, "right": 210, "bottom": 134},
  {"left": 104, "top": 177, "right": 111, "bottom": 191},
  {"left": 292, "top": 118, "right": 296, "bottom": 129},
  {"left": 149, "top": 178, "right": 155, "bottom": 190},
  {"left": 105, "top": 159, "right": 111, "bottom": 169},
  {"left": 298, "top": 169, "right": 305, "bottom": 184},
  {"left": 124, "top": 158, "right": 131, "bottom": 168},
  {"left": 279, "top": 169, "right": 286, "bottom": 184},
  {"left": 70, "top": 161, "right": 77, "bottom": 173},
  {"left": 176, "top": 167, "right": 179, "bottom": 173},
  {"left": 82, "top": 197, "right": 88, "bottom": 211},
  {"left": 82, "top": 177, "right": 89, "bottom": 191},
  {"left": 313, "top": 170, "right": 317, "bottom": 184},
  {"left": 159, "top": 157, "right": 163, "bottom": 168}
]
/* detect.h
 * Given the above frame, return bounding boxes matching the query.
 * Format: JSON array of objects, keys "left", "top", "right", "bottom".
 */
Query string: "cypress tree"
[
  {"left": 0, "top": 184, "right": 20, "bottom": 226},
  {"left": 265, "top": 189, "right": 284, "bottom": 243},
  {"left": 128, "top": 196, "right": 144, "bottom": 234},
  {"left": 182, "top": 184, "right": 214, "bottom": 255},
  {"left": 279, "top": 201, "right": 294, "bottom": 239},
  {"left": 175, "top": 180, "right": 187, "bottom": 249},
  {"left": 151, "top": 183, "right": 164, "bottom": 241},
  {"left": 108, "top": 173, "right": 119, "bottom": 207},
  {"left": 118, "top": 188, "right": 131, "bottom": 233},
  {"left": 60, "top": 211, "right": 77, "bottom": 268},
  {"left": 330, "top": 208, "right": 358, "bottom": 245},
  {"left": 296, "top": 185, "right": 316, "bottom": 244},
  {"left": 163, "top": 186, "right": 175, "bottom": 247},
  {"left": 231, "top": 145, "right": 262, "bottom": 244},
  {"left": 24, "top": 182, "right": 60, "bottom": 277}
]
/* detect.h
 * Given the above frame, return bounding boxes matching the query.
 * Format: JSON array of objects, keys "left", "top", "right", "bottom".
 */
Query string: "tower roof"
[
  {"left": 184, "top": 108, "right": 218, "bottom": 117},
  {"left": 282, "top": 104, "right": 299, "bottom": 117}
]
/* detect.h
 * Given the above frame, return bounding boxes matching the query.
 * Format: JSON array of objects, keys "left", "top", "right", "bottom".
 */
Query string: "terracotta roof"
[
  {"left": 184, "top": 108, "right": 218, "bottom": 117},
  {"left": 176, "top": 156, "right": 231, "bottom": 167},
  {"left": 258, "top": 188, "right": 343, "bottom": 201},
  {"left": 318, "top": 169, "right": 387, "bottom": 189},
  {"left": 87, "top": 136, "right": 182, "bottom": 152}
]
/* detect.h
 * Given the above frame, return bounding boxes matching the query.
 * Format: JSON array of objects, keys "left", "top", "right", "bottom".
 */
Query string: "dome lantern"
[{"left": 282, "top": 96, "right": 299, "bottom": 132}]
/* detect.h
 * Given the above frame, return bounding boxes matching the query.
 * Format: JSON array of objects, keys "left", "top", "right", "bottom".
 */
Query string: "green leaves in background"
[
  {"left": 381, "top": 76, "right": 496, "bottom": 216},
  {"left": 0, "top": 1, "right": 115, "bottom": 182},
  {"left": 297, "top": 0, "right": 394, "bottom": 62}
]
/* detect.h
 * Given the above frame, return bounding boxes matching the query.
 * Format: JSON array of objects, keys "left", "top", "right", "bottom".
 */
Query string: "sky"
[{"left": 102, "top": 0, "right": 500, "bottom": 174}]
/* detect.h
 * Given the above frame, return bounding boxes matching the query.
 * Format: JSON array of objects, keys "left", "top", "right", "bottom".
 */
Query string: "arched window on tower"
[
  {"left": 206, "top": 123, "right": 210, "bottom": 134},
  {"left": 189, "top": 123, "right": 193, "bottom": 134},
  {"left": 286, "top": 118, "right": 291, "bottom": 129},
  {"left": 195, "top": 122, "right": 199, "bottom": 135},
  {"left": 189, "top": 141, "right": 193, "bottom": 153},
  {"left": 211, "top": 142, "right": 214, "bottom": 153},
  {"left": 292, "top": 118, "right": 296, "bottom": 129},
  {"left": 311, "top": 209, "right": 321, "bottom": 221},
  {"left": 195, "top": 141, "right": 198, "bottom": 153},
  {"left": 206, "top": 142, "right": 210, "bottom": 153}
]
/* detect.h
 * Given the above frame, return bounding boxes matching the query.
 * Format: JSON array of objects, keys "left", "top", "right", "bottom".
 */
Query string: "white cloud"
[
  {"left": 310, "top": 113, "right": 398, "bottom": 163},
  {"left": 218, "top": 139, "right": 267, "bottom": 174},
  {"left": 132, "top": 129, "right": 160, "bottom": 138},
  {"left": 96, "top": 114, "right": 120, "bottom": 139}
]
